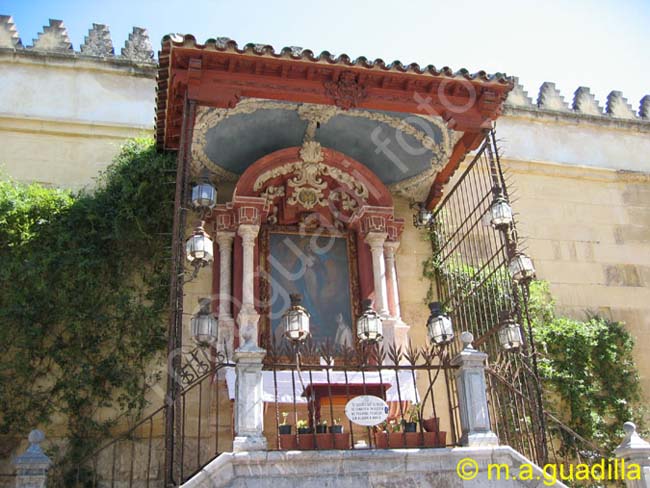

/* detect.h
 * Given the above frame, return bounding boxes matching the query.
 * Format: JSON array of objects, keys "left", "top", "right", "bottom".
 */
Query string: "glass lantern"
[
  {"left": 489, "top": 189, "right": 513, "bottom": 230},
  {"left": 186, "top": 222, "right": 214, "bottom": 266},
  {"left": 357, "top": 299, "right": 383, "bottom": 343},
  {"left": 412, "top": 203, "right": 433, "bottom": 228},
  {"left": 426, "top": 302, "right": 454, "bottom": 345},
  {"left": 508, "top": 251, "right": 536, "bottom": 282},
  {"left": 281, "top": 294, "right": 310, "bottom": 343},
  {"left": 497, "top": 311, "right": 523, "bottom": 352},
  {"left": 191, "top": 298, "right": 218, "bottom": 345},
  {"left": 191, "top": 169, "right": 217, "bottom": 211}
]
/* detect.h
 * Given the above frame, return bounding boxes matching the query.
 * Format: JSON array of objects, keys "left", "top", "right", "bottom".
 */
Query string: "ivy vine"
[{"left": 0, "top": 138, "right": 175, "bottom": 464}]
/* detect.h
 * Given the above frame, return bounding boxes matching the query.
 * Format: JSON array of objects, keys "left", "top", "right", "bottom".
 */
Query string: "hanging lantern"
[
  {"left": 191, "top": 298, "right": 218, "bottom": 345},
  {"left": 412, "top": 203, "right": 433, "bottom": 228},
  {"left": 497, "top": 310, "right": 523, "bottom": 352},
  {"left": 186, "top": 222, "right": 214, "bottom": 266},
  {"left": 191, "top": 168, "right": 217, "bottom": 211},
  {"left": 508, "top": 251, "right": 536, "bottom": 282},
  {"left": 426, "top": 302, "right": 454, "bottom": 345},
  {"left": 357, "top": 299, "right": 383, "bottom": 343},
  {"left": 281, "top": 294, "right": 310, "bottom": 343},
  {"left": 489, "top": 188, "right": 513, "bottom": 230}
]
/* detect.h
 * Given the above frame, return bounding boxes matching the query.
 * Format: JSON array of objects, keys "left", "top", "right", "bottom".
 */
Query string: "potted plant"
[
  {"left": 403, "top": 404, "right": 419, "bottom": 433},
  {"left": 329, "top": 418, "right": 344, "bottom": 434},
  {"left": 421, "top": 417, "right": 439, "bottom": 433},
  {"left": 279, "top": 412, "right": 292, "bottom": 435},
  {"left": 296, "top": 419, "right": 314, "bottom": 450},
  {"left": 315, "top": 420, "right": 328, "bottom": 434},
  {"left": 329, "top": 418, "right": 349, "bottom": 449}
]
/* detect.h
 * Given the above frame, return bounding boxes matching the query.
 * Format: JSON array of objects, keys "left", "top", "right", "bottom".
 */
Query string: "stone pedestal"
[
  {"left": 450, "top": 332, "right": 498, "bottom": 447},
  {"left": 13, "top": 430, "right": 51, "bottom": 488},
  {"left": 232, "top": 348, "right": 268, "bottom": 452},
  {"left": 615, "top": 422, "right": 650, "bottom": 488}
]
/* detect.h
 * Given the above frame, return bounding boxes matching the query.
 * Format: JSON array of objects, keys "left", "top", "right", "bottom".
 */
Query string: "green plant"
[
  {"left": 406, "top": 404, "right": 420, "bottom": 423},
  {"left": 332, "top": 417, "right": 342, "bottom": 426},
  {"left": 280, "top": 412, "right": 289, "bottom": 425},
  {"left": 296, "top": 419, "right": 309, "bottom": 429},
  {"left": 0, "top": 138, "right": 175, "bottom": 467}
]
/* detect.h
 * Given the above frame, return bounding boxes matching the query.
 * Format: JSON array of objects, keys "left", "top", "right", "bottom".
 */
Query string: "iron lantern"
[
  {"left": 489, "top": 188, "right": 513, "bottom": 230},
  {"left": 426, "top": 301, "right": 454, "bottom": 345},
  {"left": 508, "top": 251, "right": 536, "bottom": 282},
  {"left": 281, "top": 293, "right": 310, "bottom": 343},
  {"left": 497, "top": 310, "right": 523, "bottom": 352},
  {"left": 191, "top": 298, "right": 218, "bottom": 345},
  {"left": 357, "top": 299, "right": 383, "bottom": 343},
  {"left": 191, "top": 169, "right": 217, "bottom": 211},
  {"left": 412, "top": 203, "right": 433, "bottom": 229},
  {"left": 186, "top": 222, "right": 214, "bottom": 266}
]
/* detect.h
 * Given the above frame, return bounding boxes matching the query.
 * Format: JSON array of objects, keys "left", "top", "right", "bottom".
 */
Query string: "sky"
[{"left": 2, "top": 0, "right": 649, "bottom": 109}]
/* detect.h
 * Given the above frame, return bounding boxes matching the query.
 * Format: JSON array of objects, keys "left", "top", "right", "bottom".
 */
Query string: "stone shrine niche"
[{"left": 210, "top": 142, "right": 408, "bottom": 354}]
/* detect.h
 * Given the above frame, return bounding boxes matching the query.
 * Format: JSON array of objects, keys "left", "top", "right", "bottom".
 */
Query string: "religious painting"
[{"left": 267, "top": 231, "right": 356, "bottom": 349}]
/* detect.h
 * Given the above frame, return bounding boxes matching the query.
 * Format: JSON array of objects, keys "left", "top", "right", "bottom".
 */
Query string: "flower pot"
[
  {"left": 422, "top": 432, "right": 437, "bottom": 447},
  {"left": 297, "top": 427, "right": 313, "bottom": 435},
  {"left": 315, "top": 424, "right": 328, "bottom": 434},
  {"left": 333, "top": 432, "right": 349, "bottom": 449},
  {"left": 374, "top": 432, "right": 389, "bottom": 449},
  {"left": 421, "top": 417, "right": 439, "bottom": 433},
  {"left": 437, "top": 431, "right": 447, "bottom": 447},
  {"left": 315, "top": 433, "right": 333, "bottom": 449},
  {"left": 403, "top": 421, "right": 417, "bottom": 433},
  {"left": 405, "top": 432, "right": 420, "bottom": 448},
  {"left": 297, "top": 433, "right": 314, "bottom": 450},
  {"left": 388, "top": 433, "right": 406, "bottom": 448},
  {"left": 329, "top": 425, "right": 344, "bottom": 434},
  {"left": 278, "top": 424, "right": 292, "bottom": 435},
  {"left": 279, "top": 434, "right": 297, "bottom": 450}
]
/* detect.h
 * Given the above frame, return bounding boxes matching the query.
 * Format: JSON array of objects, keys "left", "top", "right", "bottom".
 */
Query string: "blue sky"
[{"left": 2, "top": 0, "right": 649, "bottom": 109}]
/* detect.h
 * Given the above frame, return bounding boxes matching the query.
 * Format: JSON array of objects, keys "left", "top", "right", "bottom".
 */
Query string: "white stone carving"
[
  {"left": 81, "top": 23, "right": 114, "bottom": 57},
  {"left": 614, "top": 422, "right": 650, "bottom": 488},
  {"left": 31, "top": 19, "right": 72, "bottom": 52},
  {"left": 505, "top": 77, "right": 533, "bottom": 108},
  {"left": 0, "top": 15, "right": 22, "bottom": 48},
  {"left": 365, "top": 232, "right": 390, "bottom": 318},
  {"left": 537, "top": 82, "right": 569, "bottom": 111},
  {"left": 640, "top": 96, "right": 650, "bottom": 120},
  {"left": 121, "top": 27, "right": 154, "bottom": 62},
  {"left": 232, "top": 349, "right": 267, "bottom": 452},
  {"left": 607, "top": 91, "right": 636, "bottom": 119},
  {"left": 13, "top": 430, "right": 51, "bottom": 488},
  {"left": 237, "top": 224, "right": 261, "bottom": 351},
  {"left": 384, "top": 240, "right": 401, "bottom": 321},
  {"left": 572, "top": 87, "right": 603, "bottom": 116}
]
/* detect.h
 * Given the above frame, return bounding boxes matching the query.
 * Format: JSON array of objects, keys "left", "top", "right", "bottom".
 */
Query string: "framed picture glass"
[{"left": 262, "top": 229, "right": 359, "bottom": 349}]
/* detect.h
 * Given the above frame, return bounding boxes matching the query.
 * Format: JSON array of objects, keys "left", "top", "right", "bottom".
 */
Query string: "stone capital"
[
  {"left": 365, "top": 231, "right": 388, "bottom": 250},
  {"left": 215, "top": 231, "right": 235, "bottom": 248},
  {"left": 383, "top": 240, "right": 400, "bottom": 256},
  {"left": 237, "top": 224, "right": 260, "bottom": 243}
]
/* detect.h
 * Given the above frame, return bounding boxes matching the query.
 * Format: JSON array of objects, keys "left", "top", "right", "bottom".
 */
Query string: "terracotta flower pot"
[
  {"left": 333, "top": 432, "right": 349, "bottom": 449},
  {"left": 422, "top": 417, "right": 439, "bottom": 433},
  {"left": 405, "top": 432, "right": 420, "bottom": 448},
  {"left": 279, "top": 434, "right": 297, "bottom": 450},
  {"left": 374, "top": 432, "right": 389, "bottom": 449},
  {"left": 315, "top": 433, "right": 334, "bottom": 449},
  {"left": 437, "top": 431, "right": 447, "bottom": 447},
  {"left": 297, "top": 434, "right": 314, "bottom": 450},
  {"left": 388, "top": 433, "right": 406, "bottom": 448},
  {"left": 422, "top": 432, "right": 437, "bottom": 447}
]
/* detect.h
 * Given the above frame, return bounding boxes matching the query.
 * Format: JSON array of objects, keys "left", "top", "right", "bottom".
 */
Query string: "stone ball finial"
[
  {"left": 28, "top": 429, "right": 45, "bottom": 445},
  {"left": 624, "top": 422, "right": 637, "bottom": 435},
  {"left": 460, "top": 331, "right": 474, "bottom": 348}
]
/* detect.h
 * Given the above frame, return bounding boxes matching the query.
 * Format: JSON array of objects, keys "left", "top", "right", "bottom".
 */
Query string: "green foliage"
[
  {"left": 0, "top": 138, "right": 175, "bottom": 462},
  {"left": 527, "top": 282, "right": 643, "bottom": 452}
]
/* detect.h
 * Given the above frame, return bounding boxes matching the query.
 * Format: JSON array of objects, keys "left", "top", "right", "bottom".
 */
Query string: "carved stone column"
[
  {"left": 233, "top": 224, "right": 266, "bottom": 451},
  {"left": 237, "top": 224, "right": 261, "bottom": 351},
  {"left": 216, "top": 231, "right": 235, "bottom": 359},
  {"left": 384, "top": 240, "right": 401, "bottom": 321},
  {"left": 365, "top": 231, "right": 389, "bottom": 318},
  {"left": 615, "top": 422, "right": 650, "bottom": 488},
  {"left": 451, "top": 332, "right": 498, "bottom": 447},
  {"left": 13, "top": 430, "right": 51, "bottom": 488}
]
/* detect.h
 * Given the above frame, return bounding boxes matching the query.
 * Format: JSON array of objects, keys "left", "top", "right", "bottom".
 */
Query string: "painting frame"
[{"left": 259, "top": 225, "right": 361, "bottom": 355}]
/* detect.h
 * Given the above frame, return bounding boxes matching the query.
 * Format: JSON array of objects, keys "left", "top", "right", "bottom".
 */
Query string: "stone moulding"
[{"left": 0, "top": 15, "right": 22, "bottom": 48}]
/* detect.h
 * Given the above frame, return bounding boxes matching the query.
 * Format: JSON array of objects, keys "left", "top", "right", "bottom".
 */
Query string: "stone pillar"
[
  {"left": 233, "top": 224, "right": 266, "bottom": 451},
  {"left": 13, "top": 430, "right": 51, "bottom": 488},
  {"left": 450, "top": 332, "right": 498, "bottom": 447},
  {"left": 365, "top": 231, "right": 389, "bottom": 318},
  {"left": 216, "top": 231, "right": 235, "bottom": 359},
  {"left": 237, "top": 224, "right": 261, "bottom": 351},
  {"left": 615, "top": 421, "right": 650, "bottom": 488},
  {"left": 232, "top": 349, "right": 268, "bottom": 452},
  {"left": 383, "top": 240, "right": 401, "bottom": 321}
]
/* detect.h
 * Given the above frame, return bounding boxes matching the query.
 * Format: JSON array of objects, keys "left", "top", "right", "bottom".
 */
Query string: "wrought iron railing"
[
  {"left": 48, "top": 354, "right": 231, "bottom": 488},
  {"left": 263, "top": 339, "right": 459, "bottom": 451}
]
